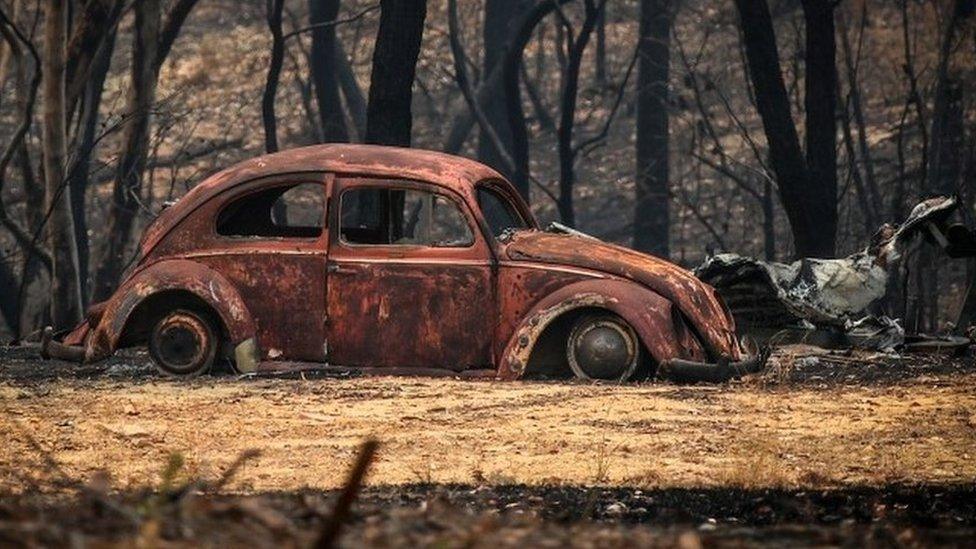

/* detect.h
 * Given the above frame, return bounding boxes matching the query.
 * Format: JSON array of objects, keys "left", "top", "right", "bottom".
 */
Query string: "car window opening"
[
  {"left": 477, "top": 186, "right": 528, "bottom": 237},
  {"left": 216, "top": 183, "right": 324, "bottom": 238},
  {"left": 340, "top": 186, "right": 474, "bottom": 247}
]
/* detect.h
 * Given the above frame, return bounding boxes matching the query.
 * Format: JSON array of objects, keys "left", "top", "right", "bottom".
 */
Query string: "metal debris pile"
[{"left": 697, "top": 196, "right": 973, "bottom": 355}]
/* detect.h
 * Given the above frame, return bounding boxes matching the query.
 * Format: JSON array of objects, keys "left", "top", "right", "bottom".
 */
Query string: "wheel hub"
[
  {"left": 568, "top": 318, "right": 638, "bottom": 381},
  {"left": 151, "top": 313, "right": 212, "bottom": 376}
]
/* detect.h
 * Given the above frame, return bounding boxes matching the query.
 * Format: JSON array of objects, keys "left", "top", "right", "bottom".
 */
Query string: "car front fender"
[
  {"left": 83, "top": 259, "right": 258, "bottom": 363},
  {"left": 496, "top": 279, "right": 707, "bottom": 380}
]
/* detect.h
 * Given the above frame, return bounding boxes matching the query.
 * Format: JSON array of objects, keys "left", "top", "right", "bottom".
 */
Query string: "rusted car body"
[{"left": 44, "top": 144, "right": 758, "bottom": 381}]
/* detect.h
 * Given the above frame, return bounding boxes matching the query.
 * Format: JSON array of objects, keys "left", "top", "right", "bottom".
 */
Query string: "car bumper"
[
  {"left": 40, "top": 326, "right": 88, "bottom": 362},
  {"left": 658, "top": 353, "right": 767, "bottom": 383}
]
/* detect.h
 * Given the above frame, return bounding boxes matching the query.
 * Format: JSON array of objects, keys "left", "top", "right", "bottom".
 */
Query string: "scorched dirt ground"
[{"left": 1, "top": 345, "right": 975, "bottom": 546}]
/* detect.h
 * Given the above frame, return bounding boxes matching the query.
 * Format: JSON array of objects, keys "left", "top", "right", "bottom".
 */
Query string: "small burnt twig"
[{"left": 314, "top": 438, "right": 380, "bottom": 549}]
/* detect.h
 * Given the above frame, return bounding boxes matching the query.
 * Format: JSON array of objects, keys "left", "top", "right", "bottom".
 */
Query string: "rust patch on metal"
[
  {"left": 83, "top": 259, "right": 257, "bottom": 362},
  {"left": 502, "top": 231, "right": 742, "bottom": 361},
  {"left": 496, "top": 279, "right": 713, "bottom": 380}
]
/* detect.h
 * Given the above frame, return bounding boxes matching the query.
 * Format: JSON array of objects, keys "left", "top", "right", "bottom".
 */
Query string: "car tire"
[
  {"left": 566, "top": 314, "right": 640, "bottom": 382},
  {"left": 148, "top": 309, "right": 218, "bottom": 377}
]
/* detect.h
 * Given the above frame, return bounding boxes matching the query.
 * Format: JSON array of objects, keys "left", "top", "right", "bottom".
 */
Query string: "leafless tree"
[
  {"left": 95, "top": 0, "right": 201, "bottom": 299},
  {"left": 733, "top": 0, "right": 838, "bottom": 258},
  {"left": 309, "top": 0, "right": 348, "bottom": 142},
  {"left": 42, "top": 0, "right": 83, "bottom": 328},
  {"left": 633, "top": 0, "right": 671, "bottom": 257},
  {"left": 365, "top": 0, "right": 427, "bottom": 146}
]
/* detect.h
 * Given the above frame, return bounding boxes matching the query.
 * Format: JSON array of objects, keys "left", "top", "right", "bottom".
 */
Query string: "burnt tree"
[
  {"left": 478, "top": 0, "right": 526, "bottom": 180},
  {"left": 66, "top": 0, "right": 125, "bottom": 304},
  {"left": 95, "top": 0, "right": 161, "bottom": 300},
  {"left": 365, "top": 0, "right": 427, "bottom": 146},
  {"left": 336, "top": 41, "right": 367, "bottom": 139},
  {"left": 502, "top": 0, "right": 576, "bottom": 200},
  {"left": 42, "top": 0, "right": 84, "bottom": 328},
  {"left": 262, "top": 0, "right": 285, "bottom": 152},
  {"left": 95, "top": 0, "right": 201, "bottom": 299},
  {"left": 928, "top": 0, "right": 974, "bottom": 195},
  {"left": 733, "top": 0, "right": 838, "bottom": 258},
  {"left": 309, "top": 0, "right": 348, "bottom": 142},
  {"left": 912, "top": 0, "right": 974, "bottom": 332},
  {"left": 801, "top": 0, "right": 837, "bottom": 250},
  {"left": 555, "top": 0, "right": 605, "bottom": 226},
  {"left": 633, "top": 0, "right": 671, "bottom": 258}
]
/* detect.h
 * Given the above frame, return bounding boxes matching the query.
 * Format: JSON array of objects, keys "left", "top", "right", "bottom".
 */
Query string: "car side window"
[
  {"left": 216, "top": 183, "right": 324, "bottom": 238},
  {"left": 477, "top": 187, "right": 528, "bottom": 237},
  {"left": 340, "top": 186, "right": 474, "bottom": 247}
]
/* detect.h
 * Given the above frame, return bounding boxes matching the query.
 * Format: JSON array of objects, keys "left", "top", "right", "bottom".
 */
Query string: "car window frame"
[
  {"left": 473, "top": 179, "right": 537, "bottom": 240},
  {"left": 212, "top": 177, "right": 329, "bottom": 243},
  {"left": 335, "top": 178, "right": 479, "bottom": 250},
  {"left": 475, "top": 185, "right": 531, "bottom": 238}
]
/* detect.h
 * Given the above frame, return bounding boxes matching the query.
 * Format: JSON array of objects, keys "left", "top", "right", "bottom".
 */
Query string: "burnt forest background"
[{"left": 0, "top": 0, "right": 974, "bottom": 339}]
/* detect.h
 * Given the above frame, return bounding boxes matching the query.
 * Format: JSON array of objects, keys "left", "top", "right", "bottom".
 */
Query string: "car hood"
[{"left": 502, "top": 230, "right": 740, "bottom": 359}]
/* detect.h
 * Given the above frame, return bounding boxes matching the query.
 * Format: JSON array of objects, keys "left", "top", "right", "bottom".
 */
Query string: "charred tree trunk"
[
  {"left": 928, "top": 0, "right": 974, "bottom": 195},
  {"left": 800, "top": 0, "right": 837, "bottom": 253},
  {"left": 838, "top": 5, "right": 882, "bottom": 225},
  {"left": 633, "top": 0, "right": 671, "bottom": 258},
  {"left": 94, "top": 0, "right": 160, "bottom": 300},
  {"left": 42, "top": 0, "right": 83, "bottom": 328},
  {"left": 733, "top": 0, "right": 836, "bottom": 258},
  {"left": 65, "top": 0, "right": 124, "bottom": 121},
  {"left": 763, "top": 179, "right": 775, "bottom": 261},
  {"left": 503, "top": 0, "right": 574, "bottom": 201},
  {"left": 156, "top": 0, "right": 200, "bottom": 73},
  {"left": 364, "top": 0, "right": 427, "bottom": 146},
  {"left": 912, "top": 0, "right": 974, "bottom": 332},
  {"left": 309, "top": 0, "right": 349, "bottom": 142},
  {"left": 594, "top": 2, "right": 607, "bottom": 86},
  {"left": 0, "top": 0, "right": 22, "bottom": 111},
  {"left": 335, "top": 41, "right": 367, "bottom": 140},
  {"left": 93, "top": 0, "right": 198, "bottom": 299},
  {"left": 0, "top": 259, "right": 19, "bottom": 338},
  {"left": 70, "top": 29, "right": 116, "bottom": 304},
  {"left": 556, "top": 0, "right": 603, "bottom": 226},
  {"left": 478, "top": 0, "right": 525, "bottom": 180},
  {"left": 262, "top": 0, "right": 285, "bottom": 152}
]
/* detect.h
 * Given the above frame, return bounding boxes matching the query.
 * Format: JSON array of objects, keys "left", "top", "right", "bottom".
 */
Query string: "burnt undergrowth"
[
  {"left": 2, "top": 482, "right": 974, "bottom": 547},
  {"left": 1, "top": 344, "right": 973, "bottom": 388}
]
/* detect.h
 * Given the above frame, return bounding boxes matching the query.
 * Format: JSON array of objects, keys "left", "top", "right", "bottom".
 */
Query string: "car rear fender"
[
  {"left": 497, "top": 279, "right": 706, "bottom": 380},
  {"left": 85, "top": 259, "right": 258, "bottom": 363}
]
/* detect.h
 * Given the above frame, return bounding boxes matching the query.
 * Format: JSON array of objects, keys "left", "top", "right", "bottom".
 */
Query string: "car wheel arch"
[
  {"left": 496, "top": 279, "right": 690, "bottom": 380},
  {"left": 119, "top": 290, "right": 226, "bottom": 349},
  {"left": 86, "top": 260, "right": 257, "bottom": 362}
]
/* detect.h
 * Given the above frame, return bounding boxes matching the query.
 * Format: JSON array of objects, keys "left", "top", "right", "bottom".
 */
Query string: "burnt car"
[{"left": 43, "top": 144, "right": 759, "bottom": 382}]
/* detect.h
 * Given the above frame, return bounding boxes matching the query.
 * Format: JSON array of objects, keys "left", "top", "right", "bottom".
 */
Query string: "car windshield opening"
[{"left": 477, "top": 186, "right": 528, "bottom": 238}]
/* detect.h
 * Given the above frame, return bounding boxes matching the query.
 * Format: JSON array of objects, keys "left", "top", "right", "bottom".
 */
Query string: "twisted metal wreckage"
[
  {"left": 43, "top": 144, "right": 762, "bottom": 383},
  {"left": 697, "top": 196, "right": 976, "bottom": 353}
]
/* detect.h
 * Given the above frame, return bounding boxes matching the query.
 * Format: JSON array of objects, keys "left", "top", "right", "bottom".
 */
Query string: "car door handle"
[{"left": 327, "top": 264, "right": 357, "bottom": 275}]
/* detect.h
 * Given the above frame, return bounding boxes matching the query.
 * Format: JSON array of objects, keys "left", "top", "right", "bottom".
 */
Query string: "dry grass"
[{"left": 2, "top": 371, "right": 975, "bottom": 493}]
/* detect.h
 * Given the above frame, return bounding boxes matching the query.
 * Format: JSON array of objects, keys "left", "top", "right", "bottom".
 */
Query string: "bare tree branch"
[
  {"left": 282, "top": 3, "right": 379, "bottom": 41},
  {"left": 447, "top": 0, "right": 558, "bottom": 204},
  {"left": 0, "top": 7, "right": 52, "bottom": 271}
]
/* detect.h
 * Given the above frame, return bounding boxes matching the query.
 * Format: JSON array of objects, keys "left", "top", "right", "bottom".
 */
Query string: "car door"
[
  {"left": 197, "top": 173, "right": 332, "bottom": 362},
  {"left": 326, "top": 177, "right": 494, "bottom": 370}
]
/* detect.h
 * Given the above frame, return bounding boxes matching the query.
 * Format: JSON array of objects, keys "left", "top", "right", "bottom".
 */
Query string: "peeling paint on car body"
[{"left": 51, "top": 144, "right": 746, "bottom": 379}]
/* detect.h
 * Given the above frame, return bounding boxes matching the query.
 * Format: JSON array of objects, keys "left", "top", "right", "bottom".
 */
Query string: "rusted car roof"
[{"left": 140, "top": 144, "right": 506, "bottom": 255}]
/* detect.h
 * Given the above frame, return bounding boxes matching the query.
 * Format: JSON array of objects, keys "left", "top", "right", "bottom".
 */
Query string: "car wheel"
[
  {"left": 566, "top": 314, "right": 639, "bottom": 381},
  {"left": 148, "top": 309, "right": 218, "bottom": 377}
]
